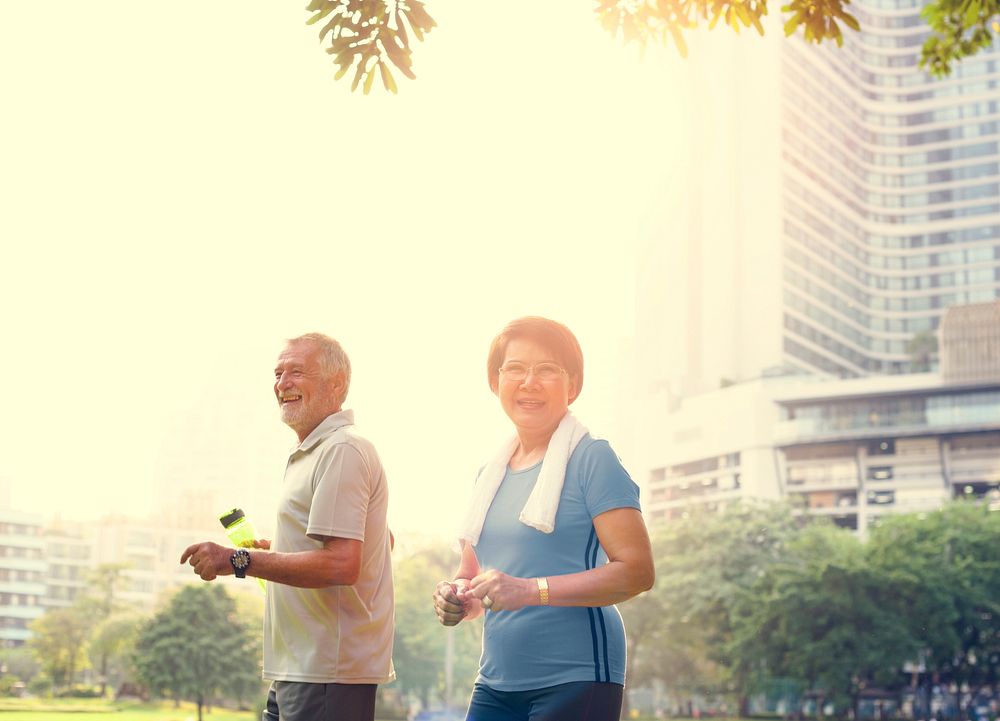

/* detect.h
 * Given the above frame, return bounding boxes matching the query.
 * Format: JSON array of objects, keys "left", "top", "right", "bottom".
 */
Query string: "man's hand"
[
  {"left": 180, "top": 541, "right": 234, "bottom": 581},
  {"left": 433, "top": 579, "right": 474, "bottom": 626}
]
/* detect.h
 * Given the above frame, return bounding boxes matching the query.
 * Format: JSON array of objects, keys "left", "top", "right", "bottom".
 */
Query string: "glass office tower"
[{"left": 780, "top": 3, "right": 1000, "bottom": 377}]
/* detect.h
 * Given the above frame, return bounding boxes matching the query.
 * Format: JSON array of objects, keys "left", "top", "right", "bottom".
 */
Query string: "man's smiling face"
[{"left": 273, "top": 340, "right": 344, "bottom": 442}]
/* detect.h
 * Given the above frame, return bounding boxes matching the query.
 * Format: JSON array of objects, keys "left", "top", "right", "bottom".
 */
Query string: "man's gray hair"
[{"left": 288, "top": 333, "right": 352, "bottom": 398}]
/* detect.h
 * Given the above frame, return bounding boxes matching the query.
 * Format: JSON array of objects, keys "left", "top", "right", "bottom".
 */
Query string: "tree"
[
  {"left": 638, "top": 502, "right": 802, "bottom": 716},
  {"left": 88, "top": 612, "right": 143, "bottom": 699},
  {"left": 731, "top": 522, "right": 918, "bottom": 719},
  {"left": 322, "top": 0, "right": 990, "bottom": 95},
  {"left": 906, "top": 331, "right": 939, "bottom": 373},
  {"left": 391, "top": 545, "right": 482, "bottom": 710},
  {"left": 26, "top": 605, "right": 93, "bottom": 691},
  {"left": 78, "top": 564, "right": 132, "bottom": 696},
  {"left": 227, "top": 591, "right": 266, "bottom": 710},
  {"left": 593, "top": 0, "right": 988, "bottom": 77},
  {"left": 307, "top": 0, "right": 436, "bottom": 94},
  {"left": 0, "top": 646, "right": 41, "bottom": 687},
  {"left": 867, "top": 502, "right": 1000, "bottom": 721},
  {"left": 25, "top": 564, "right": 134, "bottom": 697},
  {"left": 619, "top": 527, "right": 728, "bottom": 717},
  {"left": 133, "top": 584, "right": 259, "bottom": 721},
  {"left": 920, "top": 0, "right": 1000, "bottom": 76}
]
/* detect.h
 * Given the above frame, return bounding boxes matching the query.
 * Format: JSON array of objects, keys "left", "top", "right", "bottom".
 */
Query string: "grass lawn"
[
  {"left": 0, "top": 698, "right": 402, "bottom": 721},
  {"left": 0, "top": 698, "right": 254, "bottom": 720},
  {"left": 0, "top": 698, "right": 400, "bottom": 721}
]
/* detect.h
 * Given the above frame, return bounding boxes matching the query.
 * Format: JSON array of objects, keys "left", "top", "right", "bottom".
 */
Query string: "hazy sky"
[{"left": 0, "top": 3, "right": 695, "bottom": 536}]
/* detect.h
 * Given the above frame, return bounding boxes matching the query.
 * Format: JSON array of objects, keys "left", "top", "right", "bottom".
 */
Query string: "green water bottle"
[{"left": 219, "top": 508, "right": 266, "bottom": 593}]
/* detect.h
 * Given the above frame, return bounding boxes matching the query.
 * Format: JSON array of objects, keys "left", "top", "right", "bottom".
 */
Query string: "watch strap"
[{"left": 536, "top": 576, "right": 550, "bottom": 605}]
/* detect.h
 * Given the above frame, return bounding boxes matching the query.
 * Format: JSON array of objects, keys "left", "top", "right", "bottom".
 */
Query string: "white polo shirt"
[{"left": 263, "top": 409, "right": 395, "bottom": 684}]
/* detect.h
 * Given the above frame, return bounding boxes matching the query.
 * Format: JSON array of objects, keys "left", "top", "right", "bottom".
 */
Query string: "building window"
[
  {"left": 868, "top": 439, "right": 896, "bottom": 456},
  {"left": 867, "top": 466, "right": 894, "bottom": 481},
  {"left": 831, "top": 515, "right": 858, "bottom": 531},
  {"left": 837, "top": 492, "right": 857, "bottom": 506},
  {"left": 867, "top": 490, "right": 896, "bottom": 505}
]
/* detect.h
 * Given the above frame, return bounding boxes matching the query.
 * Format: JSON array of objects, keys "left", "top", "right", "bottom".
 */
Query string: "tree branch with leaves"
[
  {"left": 316, "top": 0, "right": 995, "bottom": 94},
  {"left": 308, "top": 0, "right": 436, "bottom": 94}
]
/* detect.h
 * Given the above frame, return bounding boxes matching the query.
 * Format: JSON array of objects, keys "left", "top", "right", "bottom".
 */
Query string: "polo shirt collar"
[{"left": 293, "top": 409, "right": 355, "bottom": 454}]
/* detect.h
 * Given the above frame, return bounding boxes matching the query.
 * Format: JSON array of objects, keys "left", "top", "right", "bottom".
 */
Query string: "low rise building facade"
[
  {"left": 0, "top": 510, "right": 46, "bottom": 647},
  {"left": 641, "top": 371, "right": 1000, "bottom": 534}
]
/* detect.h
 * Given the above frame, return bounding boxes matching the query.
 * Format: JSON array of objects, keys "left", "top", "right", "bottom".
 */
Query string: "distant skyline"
[{"left": 0, "top": 3, "right": 711, "bottom": 537}]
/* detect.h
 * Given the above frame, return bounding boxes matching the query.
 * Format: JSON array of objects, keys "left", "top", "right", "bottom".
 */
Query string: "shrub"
[{"left": 56, "top": 685, "right": 103, "bottom": 698}]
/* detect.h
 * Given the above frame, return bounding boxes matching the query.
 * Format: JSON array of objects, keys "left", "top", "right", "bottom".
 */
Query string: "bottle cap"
[{"left": 219, "top": 508, "right": 245, "bottom": 529}]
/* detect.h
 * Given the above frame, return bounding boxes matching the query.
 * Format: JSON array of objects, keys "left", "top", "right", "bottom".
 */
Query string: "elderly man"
[{"left": 180, "top": 333, "right": 394, "bottom": 721}]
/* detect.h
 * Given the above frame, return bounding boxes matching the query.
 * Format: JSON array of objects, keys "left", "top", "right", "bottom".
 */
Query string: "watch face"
[{"left": 231, "top": 549, "right": 251, "bottom": 577}]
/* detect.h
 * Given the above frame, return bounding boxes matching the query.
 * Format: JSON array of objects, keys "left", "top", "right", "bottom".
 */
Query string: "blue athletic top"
[{"left": 472, "top": 435, "right": 642, "bottom": 691}]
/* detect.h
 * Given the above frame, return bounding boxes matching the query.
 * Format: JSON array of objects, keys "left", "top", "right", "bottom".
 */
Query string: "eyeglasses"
[{"left": 498, "top": 362, "right": 567, "bottom": 382}]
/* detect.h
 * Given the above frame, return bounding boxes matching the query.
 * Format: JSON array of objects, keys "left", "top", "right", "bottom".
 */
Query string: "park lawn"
[
  {"left": 0, "top": 699, "right": 399, "bottom": 721},
  {"left": 0, "top": 714, "right": 251, "bottom": 721},
  {"left": 0, "top": 698, "right": 253, "bottom": 721}
]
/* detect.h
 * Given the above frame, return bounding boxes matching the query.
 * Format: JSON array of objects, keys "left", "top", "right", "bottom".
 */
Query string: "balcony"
[{"left": 776, "top": 389, "right": 1000, "bottom": 444}]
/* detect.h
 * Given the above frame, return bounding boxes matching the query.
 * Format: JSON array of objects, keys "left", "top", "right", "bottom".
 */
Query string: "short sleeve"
[
  {"left": 576, "top": 439, "right": 642, "bottom": 519},
  {"left": 306, "top": 442, "right": 371, "bottom": 542}
]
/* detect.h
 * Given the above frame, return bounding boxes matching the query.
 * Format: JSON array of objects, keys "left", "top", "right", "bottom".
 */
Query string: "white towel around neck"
[{"left": 458, "top": 413, "right": 589, "bottom": 547}]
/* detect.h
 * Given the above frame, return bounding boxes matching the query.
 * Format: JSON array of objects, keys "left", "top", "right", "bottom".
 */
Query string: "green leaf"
[
  {"left": 403, "top": 1, "right": 437, "bottom": 32},
  {"left": 351, "top": 60, "right": 366, "bottom": 91},
  {"left": 838, "top": 10, "right": 861, "bottom": 30},
  {"left": 383, "top": 36, "right": 416, "bottom": 78},
  {"left": 379, "top": 61, "right": 398, "bottom": 93},
  {"left": 319, "top": 15, "right": 343, "bottom": 42},
  {"left": 307, "top": 3, "right": 337, "bottom": 25},
  {"left": 669, "top": 22, "right": 690, "bottom": 55},
  {"left": 736, "top": 2, "right": 752, "bottom": 25},
  {"left": 831, "top": 18, "right": 844, "bottom": 44},
  {"left": 395, "top": 11, "right": 410, "bottom": 47},
  {"left": 964, "top": 0, "right": 981, "bottom": 25},
  {"left": 709, "top": 3, "right": 725, "bottom": 29},
  {"left": 329, "top": 35, "right": 358, "bottom": 54}
]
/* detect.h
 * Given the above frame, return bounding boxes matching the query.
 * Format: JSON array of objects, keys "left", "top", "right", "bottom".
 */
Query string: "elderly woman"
[{"left": 433, "top": 316, "right": 655, "bottom": 721}]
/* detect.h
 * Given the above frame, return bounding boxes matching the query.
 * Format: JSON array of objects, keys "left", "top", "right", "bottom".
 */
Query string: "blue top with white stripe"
[{"left": 472, "top": 435, "right": 642, "bottom": 691}]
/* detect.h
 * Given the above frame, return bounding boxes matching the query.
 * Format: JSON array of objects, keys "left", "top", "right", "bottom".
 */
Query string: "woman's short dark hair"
[{"left": 487, "top": 316, "right": 584, "bottom": 402}]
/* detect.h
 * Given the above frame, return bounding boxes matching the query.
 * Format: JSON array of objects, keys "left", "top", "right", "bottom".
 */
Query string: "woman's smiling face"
[{"left": 495, "top": 337, "right": 578, "bottom": 436}]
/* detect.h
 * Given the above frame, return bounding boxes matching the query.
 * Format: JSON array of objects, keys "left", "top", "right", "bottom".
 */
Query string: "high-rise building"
[
  {"left": 636, "top": 8, "right": 1000, "bottom": 399},
  {"left": 632, "top": 9, "right": 1000, "bottom": 525},
  {"left": 780, "top": 6, "right": 1000, "bottom": 378},
  {"left": 939, "top": 299, "right": 1000, "bottom": 381}
]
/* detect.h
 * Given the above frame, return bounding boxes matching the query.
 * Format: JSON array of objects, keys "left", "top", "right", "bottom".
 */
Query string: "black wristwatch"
[{"left": 230, "top": 548, "right": 251, "bottom": 578}]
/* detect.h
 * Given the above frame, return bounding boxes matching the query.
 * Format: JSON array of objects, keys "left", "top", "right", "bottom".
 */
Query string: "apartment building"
[{"left": 0, "top": 510, "right": 45, "bottom": 647}]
